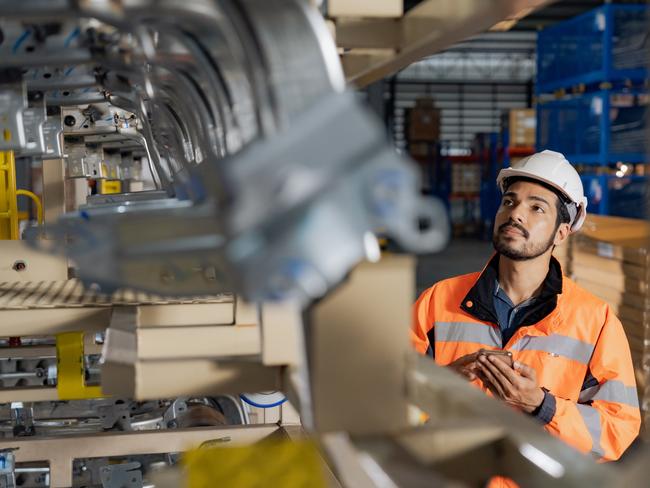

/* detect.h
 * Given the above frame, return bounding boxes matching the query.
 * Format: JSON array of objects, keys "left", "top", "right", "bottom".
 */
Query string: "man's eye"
[
  {"left": 503, "top": 200, "right": 513, "bottom": 206},
  {"left": 533, "top": 205, "right": 544, "bottom": 213}
]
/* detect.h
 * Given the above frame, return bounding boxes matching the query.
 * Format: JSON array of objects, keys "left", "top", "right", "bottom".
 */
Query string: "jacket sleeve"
[
  {"left": 411, "top": 286, "right": 435, "bottom": 356},
  {"left": 544, "top": 307, "right": 641, "bottom": 461}
]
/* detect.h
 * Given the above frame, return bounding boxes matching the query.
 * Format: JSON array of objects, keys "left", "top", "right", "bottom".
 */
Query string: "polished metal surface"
[{"left": 0, "top": 0, "right": 449, "bottom": 303}]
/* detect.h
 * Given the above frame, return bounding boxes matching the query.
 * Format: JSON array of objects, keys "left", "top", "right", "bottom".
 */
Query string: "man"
[{"left": 412, "top": 150, "right": 640, "bottom": 462}]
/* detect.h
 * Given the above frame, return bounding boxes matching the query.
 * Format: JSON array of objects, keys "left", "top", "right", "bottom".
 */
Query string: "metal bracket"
[
  {"left": 99, "top": 462, "right": 142, "bottom": 488},
  {"left": 9, "top": 402, "right": 34, "bottom": 437},
  {"left": 42, "top": 115, "right": 63, "bottom": 159},
  {"left": 20, "top": 107, "right": 46, "bottom": 157},
  {"left": 162, "top": 398, "right": 188, "bottom": 429},
  {"left": 98, "top": 401, "right": 132, "bottom": 431},
  {"left": 66, "top": 144, "right": 106, "bottom": 179},
  {"left": 61, "top": 104, "right": 139, "bottom": 136}
]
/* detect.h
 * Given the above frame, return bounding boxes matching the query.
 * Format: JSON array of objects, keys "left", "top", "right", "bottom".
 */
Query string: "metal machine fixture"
[
  {"left": 0, "top": 1, "right": 649, "bottom": 487},
  {"left": 0, "top": 0, "right": 449, "bottom": 305}
]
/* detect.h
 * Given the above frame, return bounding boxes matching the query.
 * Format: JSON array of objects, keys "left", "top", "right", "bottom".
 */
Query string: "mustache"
[{"left": 499, "top": 221, "right": 529, "bottom": 239}]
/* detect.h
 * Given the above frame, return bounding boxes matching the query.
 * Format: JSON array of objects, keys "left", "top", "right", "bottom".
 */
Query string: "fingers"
[
  {"left": 459, "top": 362, "right": 479, "bottom": 381},
  {"left": 477, "top": 358, "right": 507, "bottom": 398},
  {"left": 453, "top": 352, "right": 479, "bottom": 367},
  {"left": 486, "top": 355, "right": 518, "bottom": 384},
  {"left": 476, "top": 370, "right": 500, "bottom": 397},
  {"left": 514, "top": 361, "right": 536, "bottom": 380}
]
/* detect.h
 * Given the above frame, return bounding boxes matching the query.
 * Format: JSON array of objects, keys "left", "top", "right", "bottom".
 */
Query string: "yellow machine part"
[
  {"left": 0, "top": 152, "right": 44, "bottom": 238},
  {"left": 183, "top": 439, "right": 326, "bottom": 488},
  {"left": 56, "top": 332, "right": 104, "bottom": 400},
  {"left": 16, "top": 189, "right": 43, "bottom": 225},
  {"left": 99, "top": 180, "right": 122, "bottom": 194},
  {"left": 0, "top": 151, "right": 19, "bottom": 239}
]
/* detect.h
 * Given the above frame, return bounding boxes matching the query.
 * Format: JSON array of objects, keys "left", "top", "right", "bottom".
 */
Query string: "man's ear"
[{"left": 554, "top": 222, "right": 571, "bottom": 246}]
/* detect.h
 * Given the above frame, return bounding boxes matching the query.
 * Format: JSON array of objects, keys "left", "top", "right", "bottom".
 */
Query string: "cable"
[{"left": 12, "top": 29, "right": 30, "bottom": 54}]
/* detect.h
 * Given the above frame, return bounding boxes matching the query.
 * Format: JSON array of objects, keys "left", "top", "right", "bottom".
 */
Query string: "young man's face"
[{"left": 492, "top": 180, "right": 566, "bottom": 261}]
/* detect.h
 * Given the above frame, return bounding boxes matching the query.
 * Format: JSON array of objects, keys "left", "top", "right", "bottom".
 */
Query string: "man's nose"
[{"left": 507, "top": 203, "right": 526, "bottom": 225}]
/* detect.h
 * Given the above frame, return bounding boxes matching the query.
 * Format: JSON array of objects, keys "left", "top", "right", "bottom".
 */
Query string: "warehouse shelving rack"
[
  {"left": 535, "top": 3, "right": 649, "bottom": 218},
  {"left": 537, "top": 4, "right": 649, "bottom": 94},
  {"left": 537, "top": 89, "right": 648, "bottom": 166},
  {"left": 476, "top": 132, "right": 503, "bottom": 239}
]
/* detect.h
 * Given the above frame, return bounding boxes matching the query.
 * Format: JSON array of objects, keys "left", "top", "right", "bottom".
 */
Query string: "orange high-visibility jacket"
[{"left": 412, "top": 255, "right": 640, "bottom": 461}]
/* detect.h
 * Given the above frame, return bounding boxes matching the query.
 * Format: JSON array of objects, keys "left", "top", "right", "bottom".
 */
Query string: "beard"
[{"left": 492, "top": 221, "right": 556, "bottom": 261}]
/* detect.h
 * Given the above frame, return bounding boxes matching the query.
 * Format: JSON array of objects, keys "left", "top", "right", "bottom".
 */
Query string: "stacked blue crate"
[
  {"left": 537, "top": 90, "right": 648, "bottom": 164},
  {"left": 581, "top": 173, "right": 649, "bottom": 218},
  {"left": 537, "top": 4, "right": 650, "bottom": 93},
  {"left": 536, "top": 4, "right": 649, "bottom": 217}
]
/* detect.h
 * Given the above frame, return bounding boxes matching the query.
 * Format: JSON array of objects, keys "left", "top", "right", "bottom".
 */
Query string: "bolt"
[
  {"left": 63, "top": 115, "right": 76, "bottom": 127},
  {"left": 166, "top": 420, "right": 177, "bottom": 428},
  {"left": 12, "top": 260, "right": 26, "bottom": 272}
]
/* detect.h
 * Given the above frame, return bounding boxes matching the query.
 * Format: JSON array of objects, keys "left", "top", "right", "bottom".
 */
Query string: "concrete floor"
[{"left": 415, "top": 237, "right": 494, "bottom": 296}]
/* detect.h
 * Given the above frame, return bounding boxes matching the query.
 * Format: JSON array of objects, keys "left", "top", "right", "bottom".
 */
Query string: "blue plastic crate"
[
  {"left": 537, "top": 4, "right": 649, "bottom": 94},
  {"left": 581, "top": 174, "right": 649, "bottom": 218},
  {"left": 537, "top": 90, "right": 648, "bottom": 164}
]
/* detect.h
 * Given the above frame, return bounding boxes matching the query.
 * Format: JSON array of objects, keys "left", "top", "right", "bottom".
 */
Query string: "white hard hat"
[{"left": 496, "top": 150, "right": 587, "bottom": 231}]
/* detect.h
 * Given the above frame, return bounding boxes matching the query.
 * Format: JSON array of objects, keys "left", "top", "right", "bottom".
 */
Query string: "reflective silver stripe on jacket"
[
  {"left": 434, "top": 322, "right": 501, "bottom": 348},
  {"left": 577, "top": 404, "right": 605, "bottom": 457},
  {"left": 590, "top": 380, "right": 640, "bottom": 408},
  {"left": 509, "top": 334, "right": 594, "bottom": 365}
]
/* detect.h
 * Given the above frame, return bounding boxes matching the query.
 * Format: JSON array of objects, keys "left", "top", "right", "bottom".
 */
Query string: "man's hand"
[
  {"left": 448, "top": 352, "right": 480, "bottom": 381},
  {"left": 477, "top": 355, "right": 544, "bottom": 413}
]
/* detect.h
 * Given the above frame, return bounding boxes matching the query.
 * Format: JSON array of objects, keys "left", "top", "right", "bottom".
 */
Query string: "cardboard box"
[
  {"left": 580, "top": 215, "right": 650, "bottom": 243},
  {"left": 620, "top": 305, "right": 650, "bottom": 326},
  {"left": 408, "top": 99, "right": 440, "bottom": 142},
  {"left": 327, "top": 0, "right": 403, "bottom": 18},
  {"left": 575, "top": 276, "right": 650, "bottom": 312},
  {"left": 572, "top": 250, "right": 649, "bottom": 281},
  {"left": 408, "top": 142, "right": 430, "bottom": 158},
  {"left": 573, "top": 266, "right": 647, "bottom": 295},
  {"left": 509, "top": 109, "right": 536, "bottom": 147},
  {"left": 573, "top": 236, "right": 650, "bottom": 268},
  {"left": 309, "top": 255, "right": 413, "bottom": 435},
  {"left": 451, "top": 163, "right": 480, "bottom": 194}
]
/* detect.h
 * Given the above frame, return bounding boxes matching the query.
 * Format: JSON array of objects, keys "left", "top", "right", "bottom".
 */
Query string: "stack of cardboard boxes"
[
  {"left": 408, "top": 98, "right": 440, "bottom": 143},
  {"left": 568, "top": 215, "right": 650, "bottom": 430},
  {"left": 451, "top": 163, "right": 481, "bottom": 195},
  {"left": 407, "top": 98, "right": 442, "bottom": 196},
  {"left": 507, "top": 109, "right": 536, "bottom": 148}
]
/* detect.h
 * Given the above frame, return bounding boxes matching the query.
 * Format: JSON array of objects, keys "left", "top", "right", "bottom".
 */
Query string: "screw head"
[{"left": 12, "top": 260, "right": 26, "bottom": 272}]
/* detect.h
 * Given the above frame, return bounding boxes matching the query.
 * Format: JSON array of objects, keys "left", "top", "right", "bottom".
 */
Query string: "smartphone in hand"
[{"left": 478, "top": 348, "right": 514, "bottom": 368}]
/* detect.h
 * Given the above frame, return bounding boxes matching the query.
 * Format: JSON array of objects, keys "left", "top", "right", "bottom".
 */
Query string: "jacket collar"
[{"left": 460, "top": 253, "right": 563, "bottom": 329}]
